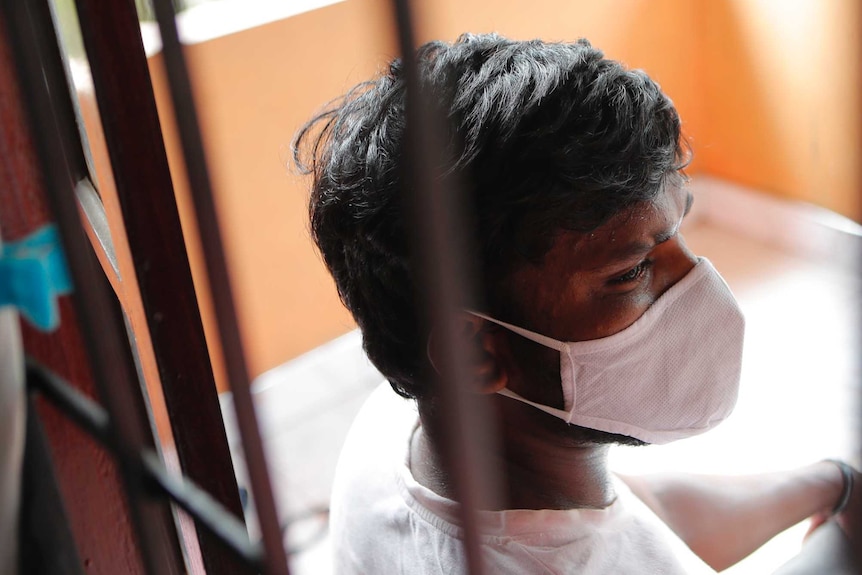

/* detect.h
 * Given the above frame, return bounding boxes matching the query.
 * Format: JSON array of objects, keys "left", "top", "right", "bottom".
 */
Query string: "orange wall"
[
  {"left": 409, "top": 0, "right": 861, "bottom": 219},
  {"left": 146, "top": 0, "right": 860, "bottom": 389},
  {"left": 696, "top": 0, "right": 860, "bottom": 219},
  {"left": 410, "top": 0, "right": 705, "bottom": 165}
]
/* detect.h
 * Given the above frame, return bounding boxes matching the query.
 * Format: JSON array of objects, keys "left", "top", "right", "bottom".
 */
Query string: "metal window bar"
[
  {"left": 67, "top": 0, "right": 250, "bottom": 571},
  {"left": 148, "top": 0, "right": 291, "bottom": 572},
  {"left": 388, "top": 1, "right": 503, "bottom": 574}
]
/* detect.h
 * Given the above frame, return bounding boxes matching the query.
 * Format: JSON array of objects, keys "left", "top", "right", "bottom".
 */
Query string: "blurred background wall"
[{"left": 136, "top": 0, "right": 860, "bottom": 391}]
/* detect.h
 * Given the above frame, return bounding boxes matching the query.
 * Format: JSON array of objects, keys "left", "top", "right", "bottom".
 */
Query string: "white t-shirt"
[{"left": 330, "top": 384, "right": 717, "bottom": 574}]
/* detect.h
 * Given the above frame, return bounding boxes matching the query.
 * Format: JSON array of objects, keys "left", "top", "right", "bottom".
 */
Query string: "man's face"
[{"left": 500, "top": 183, "right": 697, "bottom": 412}]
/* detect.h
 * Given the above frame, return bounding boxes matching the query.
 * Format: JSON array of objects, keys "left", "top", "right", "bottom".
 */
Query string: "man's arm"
[{"left": 619, "top": 461, "right": 847, "bottom": 572}]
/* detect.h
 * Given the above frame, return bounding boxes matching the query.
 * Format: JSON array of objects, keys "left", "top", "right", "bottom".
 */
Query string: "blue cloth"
[{"left": 0, "top": 225, "right": 73, "bottom": 331}]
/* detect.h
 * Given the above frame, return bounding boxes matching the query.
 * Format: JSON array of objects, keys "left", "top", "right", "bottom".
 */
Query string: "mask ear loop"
[
  {"left": 465, "top": 311, "right": 567, "bottom": 351},
  {"left": 496, "top": 388, "right": 574, "bottom": 423}
]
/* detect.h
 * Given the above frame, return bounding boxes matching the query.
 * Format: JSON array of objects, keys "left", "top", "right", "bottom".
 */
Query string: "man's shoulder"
[
  {"left": 330, "top": 382, "right": 418, "bottom": 517},
  {"left": 330, "top": 383, "right": 436, "bottom": 572},
  {"left": 339, "top": 382, "right": 418, "bottom": 461}
]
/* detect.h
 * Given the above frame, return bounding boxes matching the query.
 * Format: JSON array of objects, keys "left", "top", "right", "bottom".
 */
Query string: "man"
[{"left": 294, "top": 34, "right": 855, "bottom": 573}]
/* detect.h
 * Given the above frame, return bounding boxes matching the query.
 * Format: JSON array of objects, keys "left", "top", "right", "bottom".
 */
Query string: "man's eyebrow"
[
  {"left": 591, "top": 228, "right": 678, "bottom": 271},
  {"left": 588, "top": 192, "right": 689, "bottom": 271}
]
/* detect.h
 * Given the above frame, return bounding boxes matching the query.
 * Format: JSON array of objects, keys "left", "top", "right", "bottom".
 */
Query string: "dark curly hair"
[{"left": 293, "top": 34, "right": 690, "bottom": 400}]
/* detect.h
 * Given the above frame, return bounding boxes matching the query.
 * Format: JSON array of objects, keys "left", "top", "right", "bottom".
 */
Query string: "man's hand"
[
  {"left": 621, "top": 461, "right": 849, "bottom": 571},
  {"left": 805, "top": 461, "right": 859, "bottom": 540}
]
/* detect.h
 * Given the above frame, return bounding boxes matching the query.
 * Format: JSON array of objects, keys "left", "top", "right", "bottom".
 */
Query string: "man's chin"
[{"left": 564, "top": 424, "right": 649, "bottom": 447}]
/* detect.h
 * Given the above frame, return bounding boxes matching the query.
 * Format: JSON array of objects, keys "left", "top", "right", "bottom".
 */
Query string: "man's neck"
[{"left": 409, "top": 411, "right": 616, "bottom": 511}]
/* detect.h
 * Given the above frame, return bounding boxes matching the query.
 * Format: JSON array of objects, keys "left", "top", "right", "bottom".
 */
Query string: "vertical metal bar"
[
  {"left": 388, "top": 2, "right": 503, "bottom": 574},
  {"left": 0, "top": 1, "right": 185, "bottom": 573},
  {"left": 68, "top": 1, "right": 250, "bottom": 572},
  {"left": 854, "top": 3, "right": 862, "bottom": 565},
  {"left": 148, "top": 1, "right": 291, "bottom": 573}
]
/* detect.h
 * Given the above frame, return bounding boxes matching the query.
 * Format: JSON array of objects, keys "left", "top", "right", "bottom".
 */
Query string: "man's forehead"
[{"left": 546, "top": 187, "right": 691, "bottom": 271}]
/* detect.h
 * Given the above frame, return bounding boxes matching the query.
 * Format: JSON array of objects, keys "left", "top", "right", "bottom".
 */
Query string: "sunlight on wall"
[{"left": 697, "top": 0, "right": 861, "bottom": 219}]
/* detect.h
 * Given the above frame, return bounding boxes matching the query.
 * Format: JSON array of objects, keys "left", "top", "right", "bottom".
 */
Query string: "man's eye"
[{"left": 611, "top": 260, "right": 652, "bottom": 284}]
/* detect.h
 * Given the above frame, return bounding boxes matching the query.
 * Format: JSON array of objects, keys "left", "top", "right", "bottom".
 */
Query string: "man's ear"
[{"left": 426, "top": 312, "right": 508, "bottom": 394}]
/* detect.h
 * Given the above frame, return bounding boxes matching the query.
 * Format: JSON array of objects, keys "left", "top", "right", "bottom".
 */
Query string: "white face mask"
[{"left": 475, "top": 257, "right": 745, "bottom": 445}]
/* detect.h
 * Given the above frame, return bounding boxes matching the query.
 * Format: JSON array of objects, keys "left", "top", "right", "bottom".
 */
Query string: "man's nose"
[{"left": 653, "top": 233, "right": 698, "bottom": 298}]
